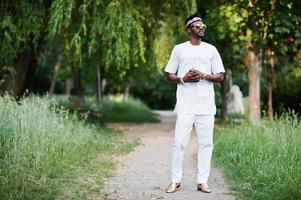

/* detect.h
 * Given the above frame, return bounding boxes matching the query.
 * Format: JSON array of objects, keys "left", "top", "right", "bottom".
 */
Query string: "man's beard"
[
  {"left": 197, "top": 34, "right": 204, "bottom": 39},
  {"left": 192, "top": 30, "right": 204, "bottom": 39}
]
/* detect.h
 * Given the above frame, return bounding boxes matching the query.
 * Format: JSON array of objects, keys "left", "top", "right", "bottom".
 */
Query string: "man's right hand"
[{"left": 183, "top": 69, "right": 204, "bottom": 82}]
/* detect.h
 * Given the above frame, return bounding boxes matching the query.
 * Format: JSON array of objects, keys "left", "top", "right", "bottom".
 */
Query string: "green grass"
[
  {"left": 0, "top": 94, "right": 138, "bottom": 200},
  {"left": 54, "top": 95, "right": 160, "bottom": 123},
  {"left": 214, "top": 114, "right": 301, "bottom": 200},
  {"left": 98, "top": 97, "right": 159, "bottom": 123}
]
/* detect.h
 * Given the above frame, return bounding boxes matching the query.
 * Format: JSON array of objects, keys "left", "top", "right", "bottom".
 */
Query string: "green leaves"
[
  {"left": 0, "top": 1, "right": 43, "bottom": 57},
  {"left": 48, "top": 0, "right": 76, "bottom": 37},
  {"left": 98, "top": 0, "right": 146, "bottom": 67},
  {"left": 47, "top": 0, "right": 148, "bottom": 79},
  {"left": 0, "top": 0, "right": 45, "bottom": 78},
  {"left": 71, "top": 33, "right": 82, "bottom": 63}
]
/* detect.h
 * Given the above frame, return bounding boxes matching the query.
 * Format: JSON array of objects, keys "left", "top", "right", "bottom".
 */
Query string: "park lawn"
[
  {"left": 213, "top": 115, "right": 301, "bottom": 200},
  {"left": 0, "top": 95, "right": 139, "bottom": 200}
]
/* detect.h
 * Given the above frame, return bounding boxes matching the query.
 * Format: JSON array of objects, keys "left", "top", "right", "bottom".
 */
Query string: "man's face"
[{"left": 188, "top": 21, "right": 206, "bottom": 38}]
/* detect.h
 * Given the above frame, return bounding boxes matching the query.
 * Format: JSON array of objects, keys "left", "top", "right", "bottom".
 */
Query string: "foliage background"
[{"left": 0, "top": 0, "right": 300, "bottom": 112}]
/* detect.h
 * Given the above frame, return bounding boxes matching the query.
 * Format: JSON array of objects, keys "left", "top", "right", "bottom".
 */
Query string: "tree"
[
  {"left": 262, "top": 0, "right": 301, "bottom": 119},
  {"left": 202, "top": 0, "right": 301, "bottom": 122},
  {"left": 0, "top": 0, "right": 50, "bottom": 96},
  {"left": 205, "top": 2, "right": 248, "bottom": 119},
  {"left": 47, "top": 0, "right": 150, "bottom": 102}
]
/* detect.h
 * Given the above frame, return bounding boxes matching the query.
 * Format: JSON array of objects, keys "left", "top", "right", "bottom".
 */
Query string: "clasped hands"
[{"left": 182, "top": 68, "right": 205, "bottom": 82}]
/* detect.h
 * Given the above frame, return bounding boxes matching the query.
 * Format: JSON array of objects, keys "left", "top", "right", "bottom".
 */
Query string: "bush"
[
  {"left": 53, "top": 95, "right": 159, "bottom": 123},
  {"left": 99, "top": 97, "right": 159, "bottom": 123}
]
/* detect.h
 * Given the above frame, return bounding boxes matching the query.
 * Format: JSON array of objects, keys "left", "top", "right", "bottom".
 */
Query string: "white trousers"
[{"left": 171, "top": 114, "right": 215, "bottom": 184}]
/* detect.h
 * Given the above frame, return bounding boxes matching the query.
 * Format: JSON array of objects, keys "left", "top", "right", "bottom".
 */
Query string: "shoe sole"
[{"left": 197, "top": 188, "right": 212, "bottom": 193}]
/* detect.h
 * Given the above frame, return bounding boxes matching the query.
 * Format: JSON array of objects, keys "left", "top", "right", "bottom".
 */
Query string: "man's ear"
[{"left": 186, "top": 28, "right": 191, "bottom": 33}]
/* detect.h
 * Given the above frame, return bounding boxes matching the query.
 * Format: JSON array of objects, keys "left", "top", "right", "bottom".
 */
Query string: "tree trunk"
[
  {"left": 21, "top": 53, "right": 38, "bottom": 95},
  {"left": 0, "top": 49, "right": 35, "bottom": 96},
  {"left": 267, "top": 47, "right": 275, "bottom": 120},
  {"left": 246, "top": 41, "right": 261, "bottom": 123},
  {"left": 49, "top": 55, "right": 62, "bottom": 97},
  {"left": 246, "top": 0, "right": 261, "bottom": 123},
  {"left": 123, "top": 75, "right": 131, "bottom": 101},
  {"left": 73, "top": 64, "right": 84, "bottom": 104},
  {"left": 221, "top": 73, "right": 229, "bottom": 120},
  {"left": 221, "top": 79, "right": 228, "bottom": 120},
  {"left": 221, "top": 71, "right": 232, "bottom": 120},
  {"left": 267, "top": 83, "right": 273, "bottom": 119},
  {"left": 65, "top": 78, "right": 72, "bottom": 96},
  {"left": 96, "top": 64, "right": 102, "bottom": 104}
]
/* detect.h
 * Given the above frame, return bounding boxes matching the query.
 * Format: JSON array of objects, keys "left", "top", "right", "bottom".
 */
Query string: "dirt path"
[{"left": 104, "top": 111, "right": 236, "bottom": 200}]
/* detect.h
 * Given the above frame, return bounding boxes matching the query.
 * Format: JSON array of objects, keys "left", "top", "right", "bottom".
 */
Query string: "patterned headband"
[{"left": 185, "top": 17, "right": 202, "bottom": 28}]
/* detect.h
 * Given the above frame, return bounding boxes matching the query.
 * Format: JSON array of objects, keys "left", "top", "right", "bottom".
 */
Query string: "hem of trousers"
[
  {"left": 171, "top": 178, "right": 181, "bottom": 183},
  {"left": 197, "top": 179, "right": 209, "bottom": 184}
]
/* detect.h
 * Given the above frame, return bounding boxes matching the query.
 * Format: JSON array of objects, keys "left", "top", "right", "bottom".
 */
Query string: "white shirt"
[{"left": 165, "top": 41, "right": 225, "bottom": 115}]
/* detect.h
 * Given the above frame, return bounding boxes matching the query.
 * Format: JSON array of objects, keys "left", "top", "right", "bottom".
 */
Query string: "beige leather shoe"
[
  {"left": 197, "top": 183, "right": 212, "bottom": 193},
  {"left": 166, "top": 182, "right": 181, "bottom": 193}
]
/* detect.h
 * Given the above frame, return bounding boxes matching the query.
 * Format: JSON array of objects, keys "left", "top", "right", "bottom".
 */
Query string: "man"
[{"left": 165, "top": 13, "right": 225, "bottom": 193}]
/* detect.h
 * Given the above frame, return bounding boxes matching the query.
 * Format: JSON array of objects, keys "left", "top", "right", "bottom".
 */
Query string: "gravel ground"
[{"left": 104, "top": 111, "right": 236, "bottom": 200}]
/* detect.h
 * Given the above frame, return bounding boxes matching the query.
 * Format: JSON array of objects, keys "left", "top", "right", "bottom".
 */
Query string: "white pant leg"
[
  {"left": 171, "top": 113, "right": 194, "bottom": 183},
  {"left": 194, "top": 115, "right": 215, "bottom": 183}
]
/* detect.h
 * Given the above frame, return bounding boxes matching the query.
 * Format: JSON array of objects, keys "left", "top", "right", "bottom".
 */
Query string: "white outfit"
[{"left": 165, "top": 41, "right": 225, "bottom": 183}]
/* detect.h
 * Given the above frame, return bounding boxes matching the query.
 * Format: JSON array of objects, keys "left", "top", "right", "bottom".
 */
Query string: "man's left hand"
[{"left": 188, "top": 69, "right": 204, "bottom": 81}]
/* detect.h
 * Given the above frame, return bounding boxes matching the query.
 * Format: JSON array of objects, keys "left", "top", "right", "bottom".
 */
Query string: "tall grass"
[
  {"left": 214, "top": 114, "right": 301, "bottom": 200},
  {"left": 0, "top": 95, "right": 137, "bottom": 199}
]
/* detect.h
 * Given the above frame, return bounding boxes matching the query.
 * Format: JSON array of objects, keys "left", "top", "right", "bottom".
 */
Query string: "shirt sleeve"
[
  {"left": 211, "top": 47, "right": 225, "bottom": 74},
  {"left": 165, "top": 46, "right": 179, "bottom": 74}
]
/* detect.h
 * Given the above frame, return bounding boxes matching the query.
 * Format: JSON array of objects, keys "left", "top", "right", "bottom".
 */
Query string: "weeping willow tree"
[
  {"left": 93, "top": 0, "right": 148, "bottom": 99},
  {"left": 48, "top": 0, "right": 149, "bottom": 101},
  {"left": 47, "top": 0, "right": 197, "bottom": 100},
  {"left": 1, "top": 0, "right": 197, "bottom": 101}
]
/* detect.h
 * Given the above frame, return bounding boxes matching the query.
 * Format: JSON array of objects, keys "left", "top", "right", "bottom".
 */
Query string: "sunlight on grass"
[
  {"left": 0, "top": 94, "right": 138, "bottom": 199},
  {"left": 214, "top": 114, "right": 301, "bottom": 200}
]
